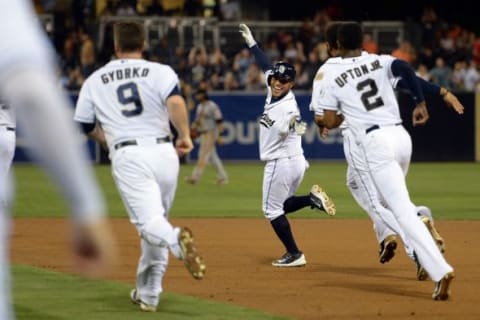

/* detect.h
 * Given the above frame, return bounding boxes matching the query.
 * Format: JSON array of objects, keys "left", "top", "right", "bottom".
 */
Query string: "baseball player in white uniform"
[
  {"left": 74, "top": 21, "right": 206, "bottom": 312},
  {"left": 311, "top": 22, "right": 463, "bottom": 281},
  {"left": 0, "top": 1, "right": 117, "bottom": 319},
  {"left": 312, "top": 22, "right": 454, "bottom": 300},
  {"left": 239, "top": 24, "right": 336, "bottom": 268},
  {"left": 0, "top": 102, "right": 16, "bottom": 211},
  {"left": 186, "top": 89, "right": 228, "bottom": 185}
]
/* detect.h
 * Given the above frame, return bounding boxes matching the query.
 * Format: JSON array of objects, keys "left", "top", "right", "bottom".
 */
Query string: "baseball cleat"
[
  {"left": 130, "top": 289, "right": 157, "bottom": 312},
  {"left": 310, "top": 185, "right": 336, "bottom": 216},
  {"left": 178, "top": 227, "right": 206, "bottom": 280},
  {"left": 413, "top": 251, "right": 428, "bottom": 281},
  {"left": 420, "top": 216, "right": 445, "bottom": 253},
  {"left": 378, "top": 235, "right": 397, "bottom": 264},
  {"left": 432, "top": 271, "right": 455, "bottom": 301},
  {"left": 272, "top": 252, "right": 306, "bottom": 267},
  {"left": 185, "top": 177, "right": 198, "bottom": 185}
]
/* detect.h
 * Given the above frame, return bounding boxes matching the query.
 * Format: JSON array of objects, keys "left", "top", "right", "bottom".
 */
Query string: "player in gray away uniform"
[
  {"left": 186, "top": 88, "right": 228, "bottom": 185},
  {"left": 239, "top": 24, "right": 336, "bottom": 267},
  {"left": 314, "top": 22, "right": 454, "bottom": 300},
  {"left": 74, "top": 22, "right": 206, "bottom": 312},
  {"left": 313, "top": 22, "right": 463, "bottom": 281}
]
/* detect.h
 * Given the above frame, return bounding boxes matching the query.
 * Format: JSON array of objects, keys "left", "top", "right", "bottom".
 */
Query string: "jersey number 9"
[{"left": 117, "top": 82, "right": 143, "bottom": 117}]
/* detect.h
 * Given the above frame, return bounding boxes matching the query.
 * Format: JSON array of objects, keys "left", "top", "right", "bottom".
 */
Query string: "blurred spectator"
[
  {"left": 472, "top": 33, "right": 480, "bottom": 66},
  {"left": 362, "top": 32, "right": 378, "bottom": 54},
  {"left": 219, "top": 0, "right": 241, "bottom": 21},
  {"left": 304, "top": 47, "right": 323, "bottom": 85},
  {"left": 233, "top": 48, "right": 254, "bottom": 88},
  {"left": 245, "top": 63, "right": 265, "bottom": 91},
  {"left": 264, "top": 38, "right": 281, "bottom": 63},
  {"left": 188, "top": 46, "right": 210, "bottom": 86},
  {"left": 391, "top": 40, "right": 416, "bottom": 64},
  {"left": 416, "top": 63, "right": 431, "bottom": 82},
  {"left": 420, "top": 5, "right": 442, "bottom": 49},
  {"left": 145, "top": 0, "right": 164, "bottom": 15},
  {"left": 293, "top": 61, "right": 309, "bottom": 90},
  {"left": 464, "top": 60, "right": 480, "bottom": 92},
  {"left": 430, "top": 57, "right": 452, "bottom": 89},
  {"left": 451, "top": 60, "right": 466, "bottom": 90},
  {"left": 223, "top": 71, "right": 240, "bottom": 91},
  {"left": 116, "top": 0, "right": 138, "bottom": 15},
  {"left": 209, "top": 72, "right": 224, "bottom": 90}
]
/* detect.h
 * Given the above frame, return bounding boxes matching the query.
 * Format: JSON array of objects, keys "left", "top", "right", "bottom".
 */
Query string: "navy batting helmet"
[{"left": 270, "top": 61, "right": 296, "bottom": 84}]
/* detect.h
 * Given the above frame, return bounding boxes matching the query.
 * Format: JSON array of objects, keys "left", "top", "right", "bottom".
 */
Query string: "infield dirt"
[{"left": 11, "top": 218, "right": 480, "bottom": 319}]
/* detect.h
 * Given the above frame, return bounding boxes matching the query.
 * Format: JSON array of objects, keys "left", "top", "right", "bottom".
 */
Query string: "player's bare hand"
[
  {"left": 239, "top": 23, "right": 256, "bottom": 47},
  {"left": 412, "top": 102, "right": 429, "bottom": 126},
  {"left": 71, "top": 219, "right": 117, "bottom": 278},
  {"left": 319, "top": 126, "right": 329, "bottom": 139},
  {"left": 176, "top": 136, "right": 194, "bottom": 156},
  {"left": 441, "top": 89, "right": 464, "bottom": 114}
]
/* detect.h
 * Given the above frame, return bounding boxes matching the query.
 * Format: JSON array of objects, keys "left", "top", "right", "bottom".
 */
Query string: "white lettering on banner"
[
  {"left": 222, "top": 121, "right": 343, "bottom": 145},
  {"left": 222, "top": 121, "right": 258, "bottom": 144}
]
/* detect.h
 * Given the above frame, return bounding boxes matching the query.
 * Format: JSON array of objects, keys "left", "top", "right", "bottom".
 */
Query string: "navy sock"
[
  {"left": 270, "top": 215, "right": 300, "bottom": 254},
  {"left": 283, "top": 195, "right": 311, "bottom": 214}
]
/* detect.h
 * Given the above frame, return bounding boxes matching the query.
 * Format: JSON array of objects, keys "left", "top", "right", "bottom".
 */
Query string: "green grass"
[
  {"left": 12, "top": 161, "right": 480, "bottom": 220},
  {"left": 9, "top": 161, "right": 480, "bottom": 319},
  {"left": 12, "top": 265, "right": 289, "bottom": 320}
]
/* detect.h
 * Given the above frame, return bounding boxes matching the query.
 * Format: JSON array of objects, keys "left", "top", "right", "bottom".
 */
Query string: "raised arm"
[
  {"left": 396, "top": 76, "right": 464, "bottom": 114},
  {"left": 391, "top": 59, "right": 429, "bottom": 126},
  {"left": 239, "top": 23, "right": 273, "bottom": 72}
]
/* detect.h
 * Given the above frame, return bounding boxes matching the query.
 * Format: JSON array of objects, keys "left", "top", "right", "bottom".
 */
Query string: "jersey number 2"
[
  {"left": 357, "top": 78, "right": 384, "bottom": 111},
  {"left": 117, "top": 82, "right": 143, "bottom": 117}
]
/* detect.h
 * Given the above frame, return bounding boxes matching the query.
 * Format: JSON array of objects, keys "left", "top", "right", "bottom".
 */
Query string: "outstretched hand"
[
  {"left": 412, "top": 101, "right": 429, "bottom": 126},
  {"left": 441, "top": 89, "right": 464, "bottom": 114},
  {"left": 239, "top": 23, "right": 257, "bottom": 47}
]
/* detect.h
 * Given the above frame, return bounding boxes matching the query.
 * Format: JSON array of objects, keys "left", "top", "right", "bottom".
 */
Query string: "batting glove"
[
  {"left": 239, "top": 23, "right": 257, "bottom": 48},
  {"left": 289, "top": 117, "right": 307, "bottom": 135}
]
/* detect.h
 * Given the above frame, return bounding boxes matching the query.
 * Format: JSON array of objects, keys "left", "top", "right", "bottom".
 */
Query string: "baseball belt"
[{"left": 114, "top": 136, "right": 172, "bottom": 150}]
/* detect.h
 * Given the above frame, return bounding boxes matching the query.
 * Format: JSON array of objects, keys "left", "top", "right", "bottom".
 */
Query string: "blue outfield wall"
[
  {"left": 13, "top": 91, "right": 476, "bottom": 162},
  {"left": 193, "top": 94, "right": 345, "bottom": 160}
]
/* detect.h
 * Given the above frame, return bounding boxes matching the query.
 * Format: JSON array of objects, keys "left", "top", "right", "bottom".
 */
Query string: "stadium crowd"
[{"left": 36, "top": 1, "right": 480, "bottom": 96}]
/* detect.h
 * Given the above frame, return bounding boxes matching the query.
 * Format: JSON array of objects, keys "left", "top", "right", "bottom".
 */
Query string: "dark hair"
[
  {"left": 337, "top": 22, "right": 363, "bottom": 50},
  {"left": 195, "top": 88, "right": 209, "bottom": 99},
  {"left": 113, "top": 22, "right": 145, "bottom": 52},
  {"left": 325, "top": 22, "right": 343, "bottom": 49}
]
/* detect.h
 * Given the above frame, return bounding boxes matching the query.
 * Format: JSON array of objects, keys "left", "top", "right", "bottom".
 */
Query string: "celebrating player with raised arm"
[
  {"left": 74, "top": 21, "right": 206, "bottom": 312},
  {"left": 239, "top": 23, "right": 336, "bottom": 267},
  {"left": 311, "top": 21, "right": 454, "bottom": 300},
  {"left": 311, "top": 22, "right": 463, "bottom": 281}
]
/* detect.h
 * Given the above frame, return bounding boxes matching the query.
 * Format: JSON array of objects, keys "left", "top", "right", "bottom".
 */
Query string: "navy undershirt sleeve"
[
  {"left": 78, "top": 122, "right": 95, "bottom": 134},
  {"left": 391, "top": 59, "right": 425, "bottom": 103},
  {"left": 250, "top": 45, "right": 273, "bottom": 73},
  {"left": 167, "top": 86, "right": 181, "bottom": 98},
  {"left": 397, "top": 76, "right": 441, "bottom": 96}
]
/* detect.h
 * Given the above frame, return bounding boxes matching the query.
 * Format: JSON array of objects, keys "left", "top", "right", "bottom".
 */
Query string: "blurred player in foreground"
[{"left": 0, "top": 1, "right": 117, "bottom": 319}]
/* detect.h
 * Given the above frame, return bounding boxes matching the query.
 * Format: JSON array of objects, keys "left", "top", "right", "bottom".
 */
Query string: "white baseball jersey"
[
  {"left": 313, "top": 52, "right": 453, "bottom": 282},
  {"left": 310, "top": 54, "right": 401, "bottom": 133},
  {"left": 74, "top": 59, "right": 178, "bottom": 148},
  {"left": 259, "top": 70, "right": 303, "bottom": 161},
  {"left": 0, "top": 103, "right": 14, "bottom": 128}
]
